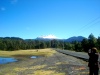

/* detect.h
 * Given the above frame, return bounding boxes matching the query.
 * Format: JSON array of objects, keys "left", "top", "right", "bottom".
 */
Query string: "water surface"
[
  {"left": 0, "top": 57, "right": 17, "bottom": 64},
  {"left": 31, "top": 56, "right": 38, "bottom": 58}
]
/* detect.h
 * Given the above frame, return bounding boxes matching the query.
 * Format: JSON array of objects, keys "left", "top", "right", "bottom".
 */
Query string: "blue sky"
[{"left": 0, "top": 0, "right": 100, "bottom": 39}]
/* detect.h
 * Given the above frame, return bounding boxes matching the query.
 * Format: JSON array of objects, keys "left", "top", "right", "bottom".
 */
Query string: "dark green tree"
[
  {"left": 81, "top": 38, "right": 89, "bottom": 52},
  {"left": 97, "top": 36, "right": 100, "bottom": 50},
  {"left": 88, "top": 33, "right": 97, "bottom": 48}
]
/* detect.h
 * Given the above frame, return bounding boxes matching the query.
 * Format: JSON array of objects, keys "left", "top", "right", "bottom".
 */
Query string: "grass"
[
  {"left": 0, "top": 48, "right": 56, "bottom": 59},
  {"left": 0, "top": 49, "right": 66, "bottom": 75},
  {"left": 33, "top": 70, "right": 65, "bottom": 75},
  {"left": 0, "top": 48, "right": 88, "bottom": 75}
]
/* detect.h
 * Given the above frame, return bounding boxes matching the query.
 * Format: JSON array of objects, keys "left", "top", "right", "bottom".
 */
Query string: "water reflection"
[
  {"left": 31, "top": 56, "right": 38, "bottom": 58},
  {"left": 0, "top": 57, "right": 17, "bottom": 64}
]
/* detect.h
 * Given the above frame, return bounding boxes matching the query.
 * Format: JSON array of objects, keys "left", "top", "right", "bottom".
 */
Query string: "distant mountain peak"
[
  {"left": 65, "top": 36, "right": 85, "bottom": 42},
  {"left": 37, "top": 35, "right": 58, "bottom": 39}
]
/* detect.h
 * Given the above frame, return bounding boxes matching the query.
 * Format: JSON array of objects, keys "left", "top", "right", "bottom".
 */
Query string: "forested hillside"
[{"left": 0, "top": 34, "right": 100, "bottom": 52}]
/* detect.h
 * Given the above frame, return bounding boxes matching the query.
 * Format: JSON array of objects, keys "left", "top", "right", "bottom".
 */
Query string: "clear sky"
[{"left": 0, "top": 0, "right": 100, "bottom": 39}]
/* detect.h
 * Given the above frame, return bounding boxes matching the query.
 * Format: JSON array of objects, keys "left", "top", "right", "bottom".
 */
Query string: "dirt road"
[{"left": 37, "top": 52, "right": 89, "bottom": 75}]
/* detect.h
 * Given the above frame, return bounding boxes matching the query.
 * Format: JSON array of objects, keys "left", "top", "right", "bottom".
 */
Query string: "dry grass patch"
[
  {"left": 56, "top": 62, "right": 68, "bottom": 65},
  {"left": 13, "top": 65, "right": 47, "bottom": 72},
  {"left": 77, "top": 72, "right": 89, "bottom": 75},
  {"left": 33, "top": 70, "right": 65, "bottom": 75},
  {"left": 29, "top": 65, "right": 46, "bottom": 70},
  {"left": 48, "top": 66, "right": 56, "bottom": 69},
  {"left": 0, "top": 49, "right": 58, "bottom": 75},
  {"left": 0, "top": 48, "right": 56, "bottom": 58}
]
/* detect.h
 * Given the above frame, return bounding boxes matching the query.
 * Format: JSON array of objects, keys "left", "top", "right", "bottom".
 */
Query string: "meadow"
[
  {"left": 0, "top": 48, "right": 55, "bottom": 57},
  {"left": 0, "top": 49, "right": 65, "bottom": 75}
]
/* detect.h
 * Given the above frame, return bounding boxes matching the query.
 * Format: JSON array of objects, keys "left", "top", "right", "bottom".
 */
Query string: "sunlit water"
[
  {"left": 0, "top": 57, "right": 17, "bottom": 64},
  {"left": 31, "top": 56, "right": 38, "bottom": 58},
  {"left": 0, "top": 56, "right": 40, "bottom": 64}
]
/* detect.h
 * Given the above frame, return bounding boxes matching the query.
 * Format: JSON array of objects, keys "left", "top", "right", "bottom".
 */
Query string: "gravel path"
[
  {"left": 41, "top": 52, "right": 89, "bottom": 75},
  {"left": 0, "top": 51, "right": 91, "bottom": 75}
]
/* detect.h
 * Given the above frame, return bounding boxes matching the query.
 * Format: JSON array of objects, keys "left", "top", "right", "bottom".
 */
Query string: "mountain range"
[
  {"left": 64, "top": 36, "right": 85, "bottom": 42},
  {"left": 36, "top": 35, "right": 85, "bottom": 42}
]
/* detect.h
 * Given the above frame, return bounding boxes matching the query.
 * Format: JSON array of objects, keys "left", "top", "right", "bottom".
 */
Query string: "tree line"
[{"left": 0, "top": 34, "right": 100, "bottom": 52}]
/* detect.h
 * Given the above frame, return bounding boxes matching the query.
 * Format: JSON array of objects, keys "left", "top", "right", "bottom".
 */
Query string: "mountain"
[
  {"left": 37, "top": 35, "right": 58, "bottom": 40},
  {"left": 36, "top": 35, "right": 85, "bottom": 42},
  {"left": 65, "top": 36, "right": 85, "bottom": 42}
]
